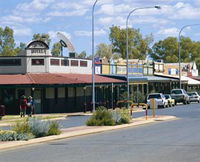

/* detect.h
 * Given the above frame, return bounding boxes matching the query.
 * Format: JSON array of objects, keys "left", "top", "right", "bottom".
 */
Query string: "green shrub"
[
  {"left": 48, "top": 121, "right": 61, "bottom": 136},
  {"left": 0, "top": 130, "right": 17, "bottom": 141},
  {"left": 119, "top": 108, "right": 131, "bottom": 124},
  {"left": 12, "top": 120, "right": 31, "bottom": 134},
  {"left": 86, "top": 107, "right": 115, "bottom": 126},
  {"left": 0, "top": 130, "right": 33, "bottom": 141},
  {"left": 112, "top": 108, "right": 131, "bottom": 125}
]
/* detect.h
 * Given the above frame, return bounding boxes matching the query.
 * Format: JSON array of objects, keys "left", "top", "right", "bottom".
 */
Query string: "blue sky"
[{"left": 0, "top": 0, "right": 200, "bottom": 56}]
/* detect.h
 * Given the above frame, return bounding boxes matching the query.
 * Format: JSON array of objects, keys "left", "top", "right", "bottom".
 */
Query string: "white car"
[
  {"left": 147, "top": 93, "right": 168, "bottom": 108},
  {"left": 187, "top": 92, "right": 200, "bottom": 103}
]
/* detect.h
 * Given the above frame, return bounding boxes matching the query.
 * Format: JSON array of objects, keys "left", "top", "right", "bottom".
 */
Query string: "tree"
[
  {"left": 150, "top": 36, "right": 200, "bottom": 71},
  {"left": 78, "top": 51, "right": 87, "bottom": 59},
  {"left": 0, "top": 26, "right": 17, "bottom": 56},
  {"left": 109, "top": 26, "right": 153, "bottom": 59},
  {"left": 32, "top": 33, "right": 51, "bottom": 46},
  {"left": 96, "top": 43, "right": 113, "bottom": 60},
  {"left": 150, "top": 37, "right": 179, "bottom": 62},
  {"left": 51, "top": 42, "right": 61, "bottom": 56},
  {"left": 15, "top": 42, "right": 27, "bottom": 55}
]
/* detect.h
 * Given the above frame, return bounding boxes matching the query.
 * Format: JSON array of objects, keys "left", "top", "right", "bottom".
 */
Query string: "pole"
[
  {"left": 178, "top": 24, "right": 200, "bottom": 89},
  {"left": 92, "top": 0, "right": 98, "bottom": 112},
  {"left": 126, "top": 6, "right": 161, "bottom": 108}
]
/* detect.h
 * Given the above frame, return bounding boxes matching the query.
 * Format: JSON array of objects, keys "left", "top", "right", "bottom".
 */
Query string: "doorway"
[{"left": 33, "top": 89, "right": 42, "bottom": 114}]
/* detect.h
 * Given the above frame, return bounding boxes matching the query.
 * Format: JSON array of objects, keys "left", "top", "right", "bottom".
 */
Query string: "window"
[
  {"left": 80, "top": 61, "right": 87, "bottom": 67},
  {"left": 32, "top": 59, "right": 44, "bottom": 65},
  {"left": 61, "top": 60, "right": 69, "bottom": 66},
  {"left": 0, "top": 59, "right": 21, "bottom": 66},
  {"left": 50, "top": 59, "right": 60, "bottom": 65},
  {"left": 71, "top": 60, "right": 78, "bottom": 66}
]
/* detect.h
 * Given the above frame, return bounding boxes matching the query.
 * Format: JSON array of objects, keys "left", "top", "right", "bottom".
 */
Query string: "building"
[
  {"left": 95, "top": 58, "right": 180, "bottom": 102},
  {"left": 0, "top": 40, "right": 126, "bottom": 114}
]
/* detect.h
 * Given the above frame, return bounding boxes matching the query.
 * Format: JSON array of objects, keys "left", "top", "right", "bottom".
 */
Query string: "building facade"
[{"left": 0, "top": 40, "right": 126, "bottom": 114}]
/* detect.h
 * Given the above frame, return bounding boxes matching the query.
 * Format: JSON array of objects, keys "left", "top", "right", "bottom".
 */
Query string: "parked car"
[
  {"left": 187, "top": 92, "right": 200, "bottom": 103},
  {"left": 147, "top": 93, "right": 168, "bottom": 108},
  {"left": 171, "top": 89, "right": 190, "bottom": 104},
  {"left": 164, "top": 94, "right": 175, "bottom": 107}
]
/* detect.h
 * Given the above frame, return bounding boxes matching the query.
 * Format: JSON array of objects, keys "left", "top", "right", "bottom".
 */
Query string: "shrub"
[
  {"left": 119, "top": 108, "right": 132, "bottom": 124},
  {"left": 0, "top": 130, "right": 33, "bottom": 141},
  {"left": 86, "top": 107, "right": 115, "bottom": 126},
  {"left": 112, "top": 108, "right": 131, "bottom": 125},
  {"left": 12, "top": 119, "right": 31, "bottom": 134},
  {"left": 28, "top": 118, "right": 50, "bottom": 138},
  {"left": 48, "top": 121, "right": 61, "bottom": 136}
]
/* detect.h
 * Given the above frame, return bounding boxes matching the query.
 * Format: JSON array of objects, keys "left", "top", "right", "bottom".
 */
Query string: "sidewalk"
[{"left": 0, "top": 115, "right": 177, "bottom": 151}]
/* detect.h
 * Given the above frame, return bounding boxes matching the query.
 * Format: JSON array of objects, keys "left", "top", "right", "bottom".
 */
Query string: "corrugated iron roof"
[{"left": 0, "top": 73, "right": 125, "bottom": 85}]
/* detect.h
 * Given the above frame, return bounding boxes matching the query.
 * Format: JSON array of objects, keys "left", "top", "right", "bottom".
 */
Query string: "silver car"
[{"left": 188, "top": 92, "right": 200, "bottom": 103}]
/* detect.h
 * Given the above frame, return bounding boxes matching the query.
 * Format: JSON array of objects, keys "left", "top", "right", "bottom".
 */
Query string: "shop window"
[
  {"left": 71, "top": 60, "right": 78, "bottom": 66},
  {"left": 80, "top": 61, "right": 87, "bottom": 67},
  {"left": 0, "top": 59, "right": 21, "bottom": 66},
  {"left": 32, "top": 59, "right": 44, "bottom": 65},
  {"left": 50, "top": 59, "right": 60, "bottom": 66},
  {"left": 61, "top": 60, "right": 69, "bottom": 66}
]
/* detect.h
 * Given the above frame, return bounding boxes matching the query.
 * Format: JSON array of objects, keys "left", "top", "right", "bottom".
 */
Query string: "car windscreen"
[
  {"left": 188, "top": 92, "right": 197, "bottom": 96},
  {"left": 171, "top": 90, "right": 182, "bottom": 94},
  {"left": 148, "top": 94, "right": 161, "bottom": 99},
  {"left": 164, "top": 95, "right": 169, "bottom": 99}
]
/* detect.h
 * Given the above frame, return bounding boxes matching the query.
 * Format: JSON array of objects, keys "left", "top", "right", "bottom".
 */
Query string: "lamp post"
[
  {"left": 126, "top": 6, "right": 161, "bottom": 107},
  {"left": 178, "top": 24, "right": 200, "bottom": 89},
  {"left": 92, "top": 0, "right": 98, "bottom": 112}
]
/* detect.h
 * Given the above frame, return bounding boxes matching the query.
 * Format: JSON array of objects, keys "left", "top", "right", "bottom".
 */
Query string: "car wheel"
[
  {"left": 175, "top": 101, "right": 177, "bottom": 105},
  {"left": 187, "top": 101, "right": 190, "bottom": 104},
  {"left": 184, "top": 100, "right": 187, "bottom": 104}
]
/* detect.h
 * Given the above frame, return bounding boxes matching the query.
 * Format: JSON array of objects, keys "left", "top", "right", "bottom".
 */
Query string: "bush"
[
  {"left": 0, "top": 130, "right": 33, "bottom": 141},
  {"left": 12, "top": 119, "right": 31, "bottom": 134},
  {"left": 28, "top": 118, "right": 50, "bottom": 138},
  {"left": 48, "top": 121, "right": 61, "bottom": 136},
  {"left": 119, "top": 108, "right": 132, "bottom": 124},
  {"left": 86, "top": 107, "right": 115, "bottom": 126},
  {"left": 112, "top": 108, "right": 131, "bottom": 125}
]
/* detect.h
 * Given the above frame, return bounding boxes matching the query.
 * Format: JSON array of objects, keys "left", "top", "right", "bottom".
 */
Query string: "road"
[{"left": 0, "top": 103, "right": 200, "bottom": 162}]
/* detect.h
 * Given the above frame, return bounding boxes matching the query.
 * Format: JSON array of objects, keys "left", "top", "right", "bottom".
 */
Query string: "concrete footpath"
[{"left": 0, "top": 115, "right": 177, "bottom": 151}]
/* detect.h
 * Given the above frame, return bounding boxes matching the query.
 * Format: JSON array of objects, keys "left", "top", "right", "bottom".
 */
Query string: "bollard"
[
  {"left": 145, "top": 105, "right": 148, "bottom": 120},
  {"left": 150, "top": 98, "right": 157, "bottom": 118}
]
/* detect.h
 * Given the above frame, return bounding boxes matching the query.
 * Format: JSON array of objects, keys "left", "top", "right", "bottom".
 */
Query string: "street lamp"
[
  {"left": 126, "top": 6, "right": 161, "bottom": 107},
  {"left": 92, "top": 0, "right": 98, "bottom": 112},
  {"left": 178, "top": 24, "right": 200, "bottom": 89}
]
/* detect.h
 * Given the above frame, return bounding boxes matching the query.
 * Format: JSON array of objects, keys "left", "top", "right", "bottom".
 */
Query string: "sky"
[{"left": 0, "top": 0, "right": 200, "bottom": 56}]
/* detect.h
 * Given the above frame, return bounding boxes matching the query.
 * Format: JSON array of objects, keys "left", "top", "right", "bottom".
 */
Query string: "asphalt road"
[{"left": 0, "top": 103, "right": 200, "bottom": 162}]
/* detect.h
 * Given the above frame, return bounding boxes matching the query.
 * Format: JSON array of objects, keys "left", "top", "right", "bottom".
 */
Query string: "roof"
[
  {"left": 0, "top": 73, "right": 125, "bottom": 86},
  {"left": 128, "top": 75, "right": 178, "bottom": 82},
  {"left": 181, "top": 76, "right": 200, "bottom": 85},
  {"left": 190, "top": 76, "right": 200, "bottom": 81},
  {"left": 101, "top": 74, "right": 179, "bottom": 82}
]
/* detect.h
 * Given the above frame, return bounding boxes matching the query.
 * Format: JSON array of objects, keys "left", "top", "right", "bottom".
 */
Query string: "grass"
[{"left": 0, "top": 114, "right": 67, "bottom": 125}]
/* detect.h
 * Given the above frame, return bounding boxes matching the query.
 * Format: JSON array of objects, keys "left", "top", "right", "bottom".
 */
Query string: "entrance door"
[{"left": 33, "top": 89, "right": 42, "bottom": 114}]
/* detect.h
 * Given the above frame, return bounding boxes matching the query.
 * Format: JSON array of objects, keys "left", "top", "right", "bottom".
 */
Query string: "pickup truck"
[{"left": 171, "top": 89, "right": 190, "bottom": 104}]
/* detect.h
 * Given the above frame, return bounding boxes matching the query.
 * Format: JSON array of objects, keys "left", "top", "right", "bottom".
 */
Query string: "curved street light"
[
  {"left": 92, "top": 0, "right": 98, "bottom": 112},
  {"left": 178, "top": 24, "right": 200, "bottom": 89},
  {"left": 126, "top": 6, "right": 161, "bottom": 107}
]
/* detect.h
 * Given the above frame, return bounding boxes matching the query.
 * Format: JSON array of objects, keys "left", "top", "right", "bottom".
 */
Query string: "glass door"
[{"left": 33, "top": 89, "right": 42, "bottom": 114}]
